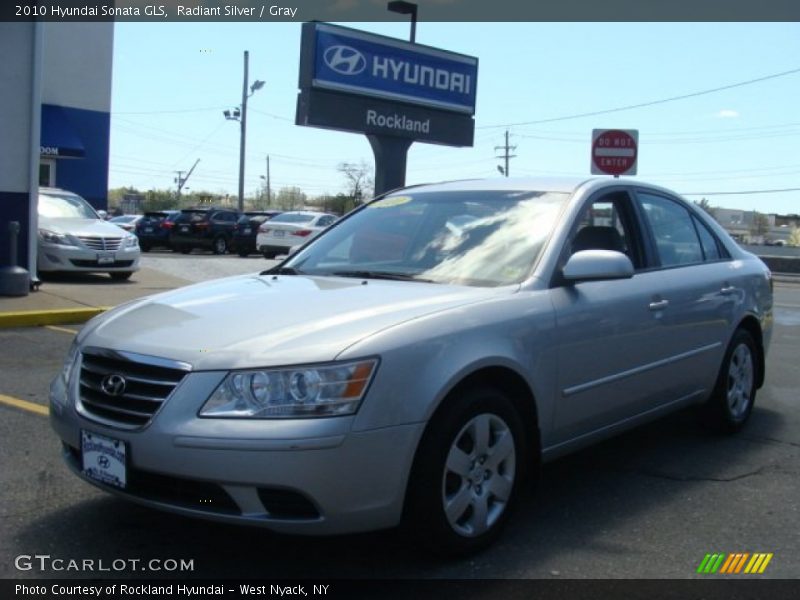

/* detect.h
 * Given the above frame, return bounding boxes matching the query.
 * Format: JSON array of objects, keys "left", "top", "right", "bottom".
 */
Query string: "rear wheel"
[
  {"left": 179, "top": 246, "right": 191, "bottom": 254},
  {"left": 700, "top": 329, "right": 758, "bottom": 433},
  {"left": 140, "top": 244, "right": 151, "bottom": 253},
  {"left": 213, "top": 236, "right": 228, "bottom": 255},
  {"left": 262, "top": 250, "right": 276, "bottom": 259},
  {"left": 238, "top": 250, "right": 249, "bottom": 258},
  {"left": 403, "top": 386, "right": 526, "bottom": 556}
]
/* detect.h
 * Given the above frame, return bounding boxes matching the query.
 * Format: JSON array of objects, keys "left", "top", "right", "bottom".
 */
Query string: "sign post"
[{"left": 591, "top": 129, "right": 638, "bottom": 177}]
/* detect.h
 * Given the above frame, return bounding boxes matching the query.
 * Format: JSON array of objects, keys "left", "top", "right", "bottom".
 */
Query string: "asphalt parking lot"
[{"left": 0, "top": 254, "right": 798, "bottom": 580}]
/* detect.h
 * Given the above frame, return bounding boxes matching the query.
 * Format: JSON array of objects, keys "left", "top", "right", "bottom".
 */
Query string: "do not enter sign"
[{"left": 591, "top": 129, "right": 638, "bottom": 176}]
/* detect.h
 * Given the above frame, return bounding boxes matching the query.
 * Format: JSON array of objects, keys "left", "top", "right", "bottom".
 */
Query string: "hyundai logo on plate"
[
  {"left": 323, "top": 45, "right": 367, "bottom": 76},
  {"left": 101, "top": 374, "right": 127, "bottom": 397}
]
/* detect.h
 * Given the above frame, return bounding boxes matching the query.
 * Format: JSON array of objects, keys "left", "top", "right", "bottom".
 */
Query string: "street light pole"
[
  {"left": 387, "top": 1, "right": 417, "bottom": 43},
  {"left": 238, "top": 50, "right": 249, "bottom": 213}
]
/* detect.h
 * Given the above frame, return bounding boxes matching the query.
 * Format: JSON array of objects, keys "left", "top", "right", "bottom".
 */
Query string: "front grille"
[
  {"left": 70, "top": 259, "right": 134, "bottom": 268},
  {"left": 77, "top": 236, "right": 123, "bottom": 251},
  {"left": 78, "top": 347, "right": 191, "bottom": 429}
]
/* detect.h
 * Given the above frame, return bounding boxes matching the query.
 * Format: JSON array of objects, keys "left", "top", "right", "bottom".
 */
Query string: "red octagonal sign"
[{"left": 591, "top": 129, "right": 638, "bottom": 176}]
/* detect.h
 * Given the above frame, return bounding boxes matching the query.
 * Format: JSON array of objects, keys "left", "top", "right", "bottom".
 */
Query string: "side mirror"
[
  {"left": 562, "top": 250, "right": 634, "bottom": 283},
  {"left": 97, "top": 210, "right": 108, "bottom": 220}
]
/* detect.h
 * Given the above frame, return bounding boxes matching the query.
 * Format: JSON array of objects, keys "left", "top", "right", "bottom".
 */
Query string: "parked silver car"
[
  {"left": 50, "top": 177, "right": 772, "bottom": 554},
  {"left": 38, "top": 188, "right": 140, "bottom": 280}
]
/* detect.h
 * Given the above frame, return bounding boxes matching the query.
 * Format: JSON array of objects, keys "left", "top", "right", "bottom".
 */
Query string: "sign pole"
[{"left": 368, "top": 135, "right": 413, "bottom": 195}]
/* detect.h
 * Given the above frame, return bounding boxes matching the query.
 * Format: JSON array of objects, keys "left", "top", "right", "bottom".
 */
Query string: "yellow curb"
[
  {"left": 0, "top": 307, "right": 110, "bottom": 328},
  {"left": 0, "top": 394, "right": 49, "bottom": 416}
]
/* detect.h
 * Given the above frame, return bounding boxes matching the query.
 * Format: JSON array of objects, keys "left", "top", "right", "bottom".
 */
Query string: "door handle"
[
  {"left": 720, "top": 285, "right": 736, "bottom": 295},
  {"left": 649, "top": 299, "right": 670, "bottom": 311}
]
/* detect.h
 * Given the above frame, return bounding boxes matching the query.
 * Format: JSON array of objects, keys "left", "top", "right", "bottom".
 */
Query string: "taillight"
[
  {"left": 161, "top": 221, "right": 175, "bottom": 230},
  {"left": 292, "top": 229, "right": 313, "bottom": 237},
  {"left": 259, "top": 225, "right": 270, "bottom": 233}
]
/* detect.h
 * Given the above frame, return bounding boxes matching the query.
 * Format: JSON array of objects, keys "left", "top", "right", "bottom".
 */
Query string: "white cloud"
[{"left": 716, "top": 109, "right": 740, "bottom": 119}]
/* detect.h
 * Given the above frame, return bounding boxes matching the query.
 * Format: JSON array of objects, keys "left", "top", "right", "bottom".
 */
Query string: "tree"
[
  {"left": 337, "top": 160, "right": 373, "bottom": 205},
  {"left": 274, "top": 186, "right": 307, "bottom": 211},
  {"left": 750, "top": 211, "right": 770, "bottom": 238},
  {"left": 788, "top": 226, "right": 800, "bottom": 248},
  {"left": 694, "top": 197, "right": 717, "bottom": 221}
]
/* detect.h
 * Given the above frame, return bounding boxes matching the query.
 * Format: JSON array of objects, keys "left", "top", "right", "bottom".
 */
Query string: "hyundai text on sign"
[
  {"left": 591, "top": 129, "right": 639, "bottom": 176},
  {"left": 303, "top": 23, "right": 478, "bottom": 115}
]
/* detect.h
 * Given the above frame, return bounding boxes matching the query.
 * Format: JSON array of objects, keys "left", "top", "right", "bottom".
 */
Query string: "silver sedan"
[{"left": 50, "top": 177, "right": 772, "bottom": 555}]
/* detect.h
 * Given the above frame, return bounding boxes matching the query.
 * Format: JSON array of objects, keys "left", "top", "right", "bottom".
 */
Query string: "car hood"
[
  {"left": 39, "top": 217, "right": 129, "bottom": 238},
  {"left": 82, "top": 274, "right": 510, "bottom": 370}
]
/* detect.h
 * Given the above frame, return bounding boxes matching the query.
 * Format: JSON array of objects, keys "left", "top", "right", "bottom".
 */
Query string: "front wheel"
[
  {"left": 403, "top": 387, "right": 526, "bottom": 556},
  {"left": 700, "top": 329, "right": 758, "bottom": 433}
]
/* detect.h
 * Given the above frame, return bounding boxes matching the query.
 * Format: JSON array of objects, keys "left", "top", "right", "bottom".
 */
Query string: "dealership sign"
[{"left": 302, "top": 22, "right": 478, "bottom": 115}]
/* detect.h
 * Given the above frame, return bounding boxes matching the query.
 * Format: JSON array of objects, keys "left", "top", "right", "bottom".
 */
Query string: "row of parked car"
[
  {"left": 35, "top": 187, "right": 338, "bottom": 281},
  {"left": 113, "top": 207, "right": 337, "bottom": 258}
]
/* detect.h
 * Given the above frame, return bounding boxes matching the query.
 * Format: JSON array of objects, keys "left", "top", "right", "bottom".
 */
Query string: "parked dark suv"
[
  {"left": 169, "top": 207, "right": 241, "bottom": 254},
  {"left": 231, "top": 211, "right": 282, "bottom": 257},
  {"left": 135, "top": 210, "right": 181, "bottom": 252}
]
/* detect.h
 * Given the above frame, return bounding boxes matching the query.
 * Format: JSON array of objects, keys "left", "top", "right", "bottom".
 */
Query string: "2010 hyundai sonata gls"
[{"left": 50, "top": 177, "right": 772, "bottom": 554}]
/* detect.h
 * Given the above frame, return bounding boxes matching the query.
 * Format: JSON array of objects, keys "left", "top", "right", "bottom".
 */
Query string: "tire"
[
  {"left": 262, "top": 251, "right": 275, "bottom": 259},
  {"left": 403, "top": 386, "right": 526, "bottom": 556},
  {"left": 700, "top": 329, "right": 758, "bottom": 433},
  {"left": 140, "top": 244, "right": 151, "bottom": 253},
  {"left": 238, "top": 250, "right": 249, "bottom": 258},
  {"left": 179, "top": 246, "right": 191, "bottom": 254},
  {"left": 212, "top": 236, "right": 228, "bottom": 255},
  {"left": 109, "top": 271, "right": 133, "bottom": 281}
]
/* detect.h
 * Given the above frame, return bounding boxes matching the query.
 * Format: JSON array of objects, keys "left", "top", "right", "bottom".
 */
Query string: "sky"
[{"left": 109, "top": 21, "right": 800, "bottom": 214}]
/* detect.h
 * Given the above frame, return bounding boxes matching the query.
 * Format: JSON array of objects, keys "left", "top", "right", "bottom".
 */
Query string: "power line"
[
  {"left": 680, "top": 187, "right": 800, "bottom": 196},
  {"left": 478, "top": 66, "right": 800, "bottom": 129}
]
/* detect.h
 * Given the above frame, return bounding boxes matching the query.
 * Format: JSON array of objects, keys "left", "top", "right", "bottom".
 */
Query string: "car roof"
[{"left": 394, "top": 177, "right": 688, "bottom": 201}]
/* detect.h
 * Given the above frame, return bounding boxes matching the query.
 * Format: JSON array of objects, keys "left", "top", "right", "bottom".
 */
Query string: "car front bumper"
[
  {"left": 49, "top": 369, "right": 423, "bottom": 535},
  {"left": 38, "top": 243, "right": 140, "bottom": 273}
]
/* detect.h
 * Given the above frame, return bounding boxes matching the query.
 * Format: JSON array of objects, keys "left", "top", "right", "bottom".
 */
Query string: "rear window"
[
  {"left": 270, "top": 213, "right": 315, "bottom": 224},
  {"left": 177, "top": 210, "right": 209, "bottom": 223}
]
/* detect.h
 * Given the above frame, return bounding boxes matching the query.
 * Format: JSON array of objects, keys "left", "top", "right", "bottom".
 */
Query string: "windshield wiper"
[
  {"left": 261, "top": 266, "right": 303, "bottom": 276},
  {"left": 331, "top": 270, "right": 435, "bottom": 283}
]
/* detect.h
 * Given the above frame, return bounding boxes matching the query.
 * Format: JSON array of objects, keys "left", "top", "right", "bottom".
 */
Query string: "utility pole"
[
  {"left": 266, "top": 155, "right": 271, "bottom": 207},
  {"left": 495, "top": 130, "right": 516, "bottom": 177},
  {"left": 174, "top": 159, "right": 200, "bottom": 205},
  {"left": 224, "top": 51, "right": 263, "bottom": 212},
  {"left": 238, "top": 50, "right": 249, "bottom": 212}
]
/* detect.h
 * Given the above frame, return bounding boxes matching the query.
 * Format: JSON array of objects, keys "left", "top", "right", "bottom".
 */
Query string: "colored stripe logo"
[{"left": 697, "top": 553, "right": 773, "bottom": 574}]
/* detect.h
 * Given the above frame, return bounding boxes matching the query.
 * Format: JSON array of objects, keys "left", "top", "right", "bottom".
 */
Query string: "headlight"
[
  {"left": 39, "top": 229, "right": 70, "bottom": 245},
  {"left": 200, "top": 359, "right": 378, "bottom": 419},
  {"left": 125, "top": 235, "right": 139, "bottom": 248}
]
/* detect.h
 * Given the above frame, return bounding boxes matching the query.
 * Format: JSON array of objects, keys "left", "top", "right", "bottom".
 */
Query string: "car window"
[
  {"left": 638, "top": 193, "right": 704, "bottom": 267},
  {"left": 271, "top": 213, "right": 316, "bottom": 224},
  {"left": 569, "top": 192, "right": 642, "bottom": 269},
  {"left": 317, "top": 216, "right": 335, "bottom": 227},
  {"left": 693, "top": 215, "right": 723, "bottom": 261},
  {"left": 178, "top": 210, "right": 209, "bottom": 223}
]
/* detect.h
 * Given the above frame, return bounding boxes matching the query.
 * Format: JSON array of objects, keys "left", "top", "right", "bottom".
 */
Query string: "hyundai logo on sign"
[
  {"left": 307, "top": 23, "right": 478, "bottom": 115},
  {"left": 324, "top": 45, "right": 367, "bottom": 76}
]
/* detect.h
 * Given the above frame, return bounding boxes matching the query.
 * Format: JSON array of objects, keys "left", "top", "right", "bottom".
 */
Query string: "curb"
[{"left": 0, "top": 307, "right": 110, "bottom": 329}]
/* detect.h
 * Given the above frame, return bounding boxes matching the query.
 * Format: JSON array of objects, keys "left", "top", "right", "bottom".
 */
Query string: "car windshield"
[
  {"left": 38, "top": 191, "right": 99, "bottom": 219},
  {"left": 285, "top": 190, "right": 570, "bottom": 287},
  {"left": 270, "top": 213, "right": 316, "bottom": 224}
]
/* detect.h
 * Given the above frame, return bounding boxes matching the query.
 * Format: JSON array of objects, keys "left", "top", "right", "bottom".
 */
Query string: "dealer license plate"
[
  {"left": 144, "top": 227, "right": 154, "bottom": 233},
  {"left": 97, "top": 252, "right": 115, "bottom": 265},
  {"left": 273, "top": 230, "right": 285, "bottom": 238},
  {"left": 81, "top": 430, "right": 127, "bottom": 488},
  {"left": 180, "top": 225, "right": 190, "bottom": 233},
  {"left": 243, "top": 228, "right": 252, "bottom": 235}
]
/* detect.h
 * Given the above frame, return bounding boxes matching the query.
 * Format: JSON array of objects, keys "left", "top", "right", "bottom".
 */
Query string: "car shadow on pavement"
[
  {"left": 12, "top": 406, "right": 789, "bottom": 579},
  {"left": 38, "top": 273, "right": 135, "bottom": 285}
]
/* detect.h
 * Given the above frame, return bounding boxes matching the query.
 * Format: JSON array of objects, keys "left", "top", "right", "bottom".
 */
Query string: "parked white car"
[
  {"left": 38, "top": 188, "right": 140, "bottom": 280},
  {"left": 256, "top": 211, "right": 337, "bottom": 258}
]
